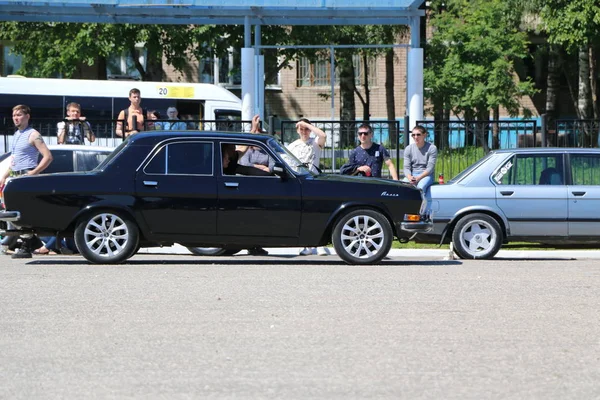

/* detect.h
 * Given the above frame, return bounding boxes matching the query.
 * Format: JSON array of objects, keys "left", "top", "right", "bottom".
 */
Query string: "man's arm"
[
  {"left": 385, "top": 158, "right": 399, "bottom": 180},
  {"left": 56, "top": 121, "right": 66, "bottom": 144},
  {"left": 310, "top": 123, "right": 327, "bottom": 148},
  {"left": 29, "top": 131, "right": 53, "bottom": 175},
  {"left": 83, "top": 119, "right": 96, "bottom": 143},
  {"left": 0, "top": 157, "right": 12, "bottom": 187},
  {"left": 115, "top": 110, "right": 125, "bottom": 137},
  {"left": 403, "top": 146, "right": 414, "bottom": 181}
]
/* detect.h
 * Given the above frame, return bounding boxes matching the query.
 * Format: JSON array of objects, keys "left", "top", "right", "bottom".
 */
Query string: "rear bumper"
[{"left": 0, "top": 211, "right": 21, "bottom": 222}]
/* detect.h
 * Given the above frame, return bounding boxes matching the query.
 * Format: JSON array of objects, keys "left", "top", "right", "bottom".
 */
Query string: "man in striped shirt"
[{"left": 0, "top": 104, "right": 53, "bottom": 259}]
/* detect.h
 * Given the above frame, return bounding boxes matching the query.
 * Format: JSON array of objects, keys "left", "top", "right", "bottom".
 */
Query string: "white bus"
[{"left": 0, "top": 76, "right": 243, "bottom": 148}]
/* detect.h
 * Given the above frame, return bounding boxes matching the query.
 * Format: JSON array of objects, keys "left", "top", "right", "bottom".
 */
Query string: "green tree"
[
  {"left": 537, "top": 0, "right": 600, "bottom": 121},
  {"left": 424, "top": 0, "right": 537, "bottom": 151}
]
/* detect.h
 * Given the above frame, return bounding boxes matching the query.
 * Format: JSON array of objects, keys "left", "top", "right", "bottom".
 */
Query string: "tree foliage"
[{"left": 424, "top": 0, "right": 537, "bottom": 119}]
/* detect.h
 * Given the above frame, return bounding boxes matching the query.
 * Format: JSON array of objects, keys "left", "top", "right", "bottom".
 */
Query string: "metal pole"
[{"left": 330, "top": 46, "right": 336, "bottom": 171}]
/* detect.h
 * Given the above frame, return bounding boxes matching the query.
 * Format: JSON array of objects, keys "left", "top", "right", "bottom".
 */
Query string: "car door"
[
  {"left": 494, "top": 153, "right": 568, "bottom": 237},
  {"left": 567, "top": 153, "right": 600, "bottom": 237},
  {"left": 135, "top": 140, "right": 217, "bottom": 239},
  {"left": 217, "top": 141, "right": 302, "bottom": 240}
]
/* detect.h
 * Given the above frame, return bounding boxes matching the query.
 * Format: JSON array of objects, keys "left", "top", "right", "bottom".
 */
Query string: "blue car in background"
[{"left": 420, "top": 148, "right": 600, "bottom": 259}]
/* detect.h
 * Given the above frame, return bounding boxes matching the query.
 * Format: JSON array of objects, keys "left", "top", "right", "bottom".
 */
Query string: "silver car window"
[
  {"left": 571, "top": 154, "right": 600, "bottom": 185},
  {"left": 495, "top": 154, "right": 563, "bottom": 185}
]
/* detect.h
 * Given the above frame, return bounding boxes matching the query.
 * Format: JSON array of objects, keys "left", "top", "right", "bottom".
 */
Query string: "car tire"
[
  {"left": 332, "top": 209, "right": 393, "bottom": 265},
  {"left": 452, "top": 213, "right": 502, "bottom": 259},
  {"left": 75, "top": 210, "right": 139, "bottom": 264},
  {"left": 186, "top": 247, "right": 241, "bottom": 256}
]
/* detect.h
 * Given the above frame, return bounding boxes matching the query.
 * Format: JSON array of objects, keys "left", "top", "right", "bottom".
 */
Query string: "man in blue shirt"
[{"left": 348, "top": 123, "right": 398, "bottom": 180}]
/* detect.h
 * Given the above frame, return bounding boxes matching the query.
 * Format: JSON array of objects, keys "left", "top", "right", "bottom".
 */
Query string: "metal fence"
[{"left": 2, "top": 115, "right": 600, "bottom": 180}]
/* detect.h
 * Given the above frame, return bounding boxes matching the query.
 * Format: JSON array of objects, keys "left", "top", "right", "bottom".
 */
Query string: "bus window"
[
  {"left": 215, "top": 109, "right": 242, "bottom": 132},
  {"left": 0, "top": 94, "right": 63, "bottom": 121},
  {"left": 65, "top": 96, "right": 112, "bottom": 120}
]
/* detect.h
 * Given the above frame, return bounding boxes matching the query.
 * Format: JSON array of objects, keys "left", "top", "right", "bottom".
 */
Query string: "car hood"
[{"left": 310, "top": 173, "right": 413, "bottom": 187}]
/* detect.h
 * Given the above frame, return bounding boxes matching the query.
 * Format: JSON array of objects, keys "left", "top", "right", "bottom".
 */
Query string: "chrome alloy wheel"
[
  {"left": 83, "top": 213, "right": 130, "bottom": 258},
  {"left": 340, "top": 215, "right": 386, "bottom": 259}
]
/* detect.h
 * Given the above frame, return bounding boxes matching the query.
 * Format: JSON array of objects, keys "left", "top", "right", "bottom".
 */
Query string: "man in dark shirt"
[{"left": 348, "top": 123, "right": 398, "bottom": 180}]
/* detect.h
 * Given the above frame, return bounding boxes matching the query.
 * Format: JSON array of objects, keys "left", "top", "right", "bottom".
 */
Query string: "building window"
[
  {"left": 106, "top": 47, "right": 147, "bottom": 80},
  {"left": 296, "top": 55, "right": 378, "bottom": 87},
  {"left": 1, "top": 45, "right": 23, "bottom": 76}
]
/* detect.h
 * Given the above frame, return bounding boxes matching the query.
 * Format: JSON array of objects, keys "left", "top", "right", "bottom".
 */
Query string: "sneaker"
[
  {"left": 298, "top": 247, "right": 314, "bottom": 256},
  {"left": 0, "top": 245, "right": 9, "bottom": 255},
  {"left": 316, "top": 247, "right": 330, "bottom": 256},
  {"left": 11, "top": 247, "right": 32, "bottom": 259},
  {"left": 247, "top": 247, "right": 268, "bottom": 256}
]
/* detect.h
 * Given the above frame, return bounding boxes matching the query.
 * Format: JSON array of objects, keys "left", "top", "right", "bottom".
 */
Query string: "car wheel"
[
  {"left": 332, "top": 209, "right": 393, "bottom": 265},
  {"left": 186, "top": 247, "right": 241, "bottom": 256},
  {"left": 75, "top": 210, "right": 139, "bottom": 264},
  {"left": 452, "top": 213, "right": 502, "bottom": 259}
]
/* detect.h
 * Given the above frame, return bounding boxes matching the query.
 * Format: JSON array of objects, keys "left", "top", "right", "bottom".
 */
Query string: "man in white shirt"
[{"left": 287, "top": 118, "right": 330, "bottom": 256}]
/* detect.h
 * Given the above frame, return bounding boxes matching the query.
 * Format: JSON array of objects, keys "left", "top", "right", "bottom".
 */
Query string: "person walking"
[
  {"left": 403, "top": 125, "right": 438, "bottom": 214},
  {"left": 0, "top": 105, "right": 53, "bottom": 259}
]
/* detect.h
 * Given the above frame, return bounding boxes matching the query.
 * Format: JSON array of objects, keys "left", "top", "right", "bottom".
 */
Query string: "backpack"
[{"left": 122, "top": 107, "right": 147, "bottom": 132}]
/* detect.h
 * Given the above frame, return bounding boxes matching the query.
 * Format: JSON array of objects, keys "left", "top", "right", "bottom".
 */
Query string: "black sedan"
[{"left": 0, "top": 131, "right": 431, "bottom": 264}]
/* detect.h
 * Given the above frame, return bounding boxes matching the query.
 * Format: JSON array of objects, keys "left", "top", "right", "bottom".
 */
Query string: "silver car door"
[
  {"left": 494, "top": 153, "right": 568, "bottom": 237},
  {"left": 568, "top": 153, "right": 600, "bottom": 237}
]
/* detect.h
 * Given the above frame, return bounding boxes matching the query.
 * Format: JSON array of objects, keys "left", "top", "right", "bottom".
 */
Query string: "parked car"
[
  {"left": 418, "top": 148, "right": 600, "bottom": 259},
  {"left": 0, "top": 131, "right": 432, "bottom": 265}
]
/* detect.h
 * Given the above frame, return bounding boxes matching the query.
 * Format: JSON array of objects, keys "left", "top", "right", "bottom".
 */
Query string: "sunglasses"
[
  {"left": 411, "top": 133, "right": 423, "bottom": 137},
  {"left": 358, "top": 131, "right": 370, "bottom": 136}
]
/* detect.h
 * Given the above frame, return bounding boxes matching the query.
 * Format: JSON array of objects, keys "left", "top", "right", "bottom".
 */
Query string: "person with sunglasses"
[
  {"left": 403, "top": 125, "right": 438, "bottom": 214},
  {"left": 347, "top": 123, "right": 398, "bottom": 180}
]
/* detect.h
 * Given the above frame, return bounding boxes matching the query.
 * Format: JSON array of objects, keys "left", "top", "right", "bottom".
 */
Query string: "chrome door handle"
[
  {"left": 572, "top": 191, "right": 586, "bottom": 196},
  {"left": 500, "top": 191, "right": 514, "bottom": 196},
  {"left": 224, "top": 182, "right": 239, "bottom": 188},
  {"left": 143, "top": 180, "right": 158, "bottom": 186}
]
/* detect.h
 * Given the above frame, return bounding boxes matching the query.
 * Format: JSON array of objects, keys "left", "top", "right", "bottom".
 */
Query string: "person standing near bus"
[
  {"left": 115, "top": 88, "right": 146, "bottom": 137},
  {"left": 57, "top": 102, "right": 95, "bottom": 145},
  {"left": 0, "top": 105, "right": 53, "bottom": 259}
]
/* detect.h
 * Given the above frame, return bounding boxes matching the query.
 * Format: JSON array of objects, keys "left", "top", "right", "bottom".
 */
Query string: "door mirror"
[{"left": 272, "top": 162, "right": 286, "bottom": 178}]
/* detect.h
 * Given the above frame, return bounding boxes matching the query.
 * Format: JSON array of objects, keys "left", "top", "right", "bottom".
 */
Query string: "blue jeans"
[{"left": 405, "top": 170, "right": 433, "bottom": 214}]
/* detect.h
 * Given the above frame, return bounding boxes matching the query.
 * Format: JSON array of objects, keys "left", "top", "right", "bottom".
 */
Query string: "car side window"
[
  {"left": 571, "top": 155, "right": 600, "bottom": 185},
  {"left": 494, "top": 154, "right": 563, "bottom": 185},
  {"left": 221, "top": 142, "right": 276, "bottom": 177},
  {"left": 144, "top": 141, "right": 213, "bottom": 175}
]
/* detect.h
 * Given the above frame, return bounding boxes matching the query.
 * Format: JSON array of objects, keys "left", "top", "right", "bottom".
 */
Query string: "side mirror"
[{"left": 272, "top": 162, "right": 286, "bottom": 178}]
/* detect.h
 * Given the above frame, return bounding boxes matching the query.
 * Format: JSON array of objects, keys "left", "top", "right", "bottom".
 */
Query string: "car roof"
[
  {"left": 47, "top": 144, "right": 115, "bottom": 152},
  {"left": 128, "top": 131, "right": 275, "bottom": 144},
  {"left": 493, "top": 147, "right": 600, "bottom": 154}
]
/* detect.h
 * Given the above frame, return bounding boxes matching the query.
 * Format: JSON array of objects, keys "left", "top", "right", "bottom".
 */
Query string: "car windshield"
[{"left": 267, "top": 138, "right": 315, "bottom": 175}]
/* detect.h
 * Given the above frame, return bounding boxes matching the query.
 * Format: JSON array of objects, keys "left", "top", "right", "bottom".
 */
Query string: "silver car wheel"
[
  {"left": 332, "top": 209, "right": 393, "bottom": 265},
  {"left": 341, "top": 215, "right": 384, "bottom": 258},
  {"left": 453, "top": 213, "right": 502, "bottom": 259},
  {"left": 84, "top": 213, "right": 130, "bottom": 258}
]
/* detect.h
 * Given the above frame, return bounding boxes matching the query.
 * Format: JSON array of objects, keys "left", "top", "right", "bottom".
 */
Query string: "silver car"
[{"left": 423, "top": 148, "right": 600, "bottom": 259}]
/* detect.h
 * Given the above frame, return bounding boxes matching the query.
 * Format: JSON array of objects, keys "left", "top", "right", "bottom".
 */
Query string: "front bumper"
[
  {"left": 400, "top": 214, "right": 433, "bottom": 234},
  {"left": 0, "top": 210, "right": 21, "bottom": 222}
]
